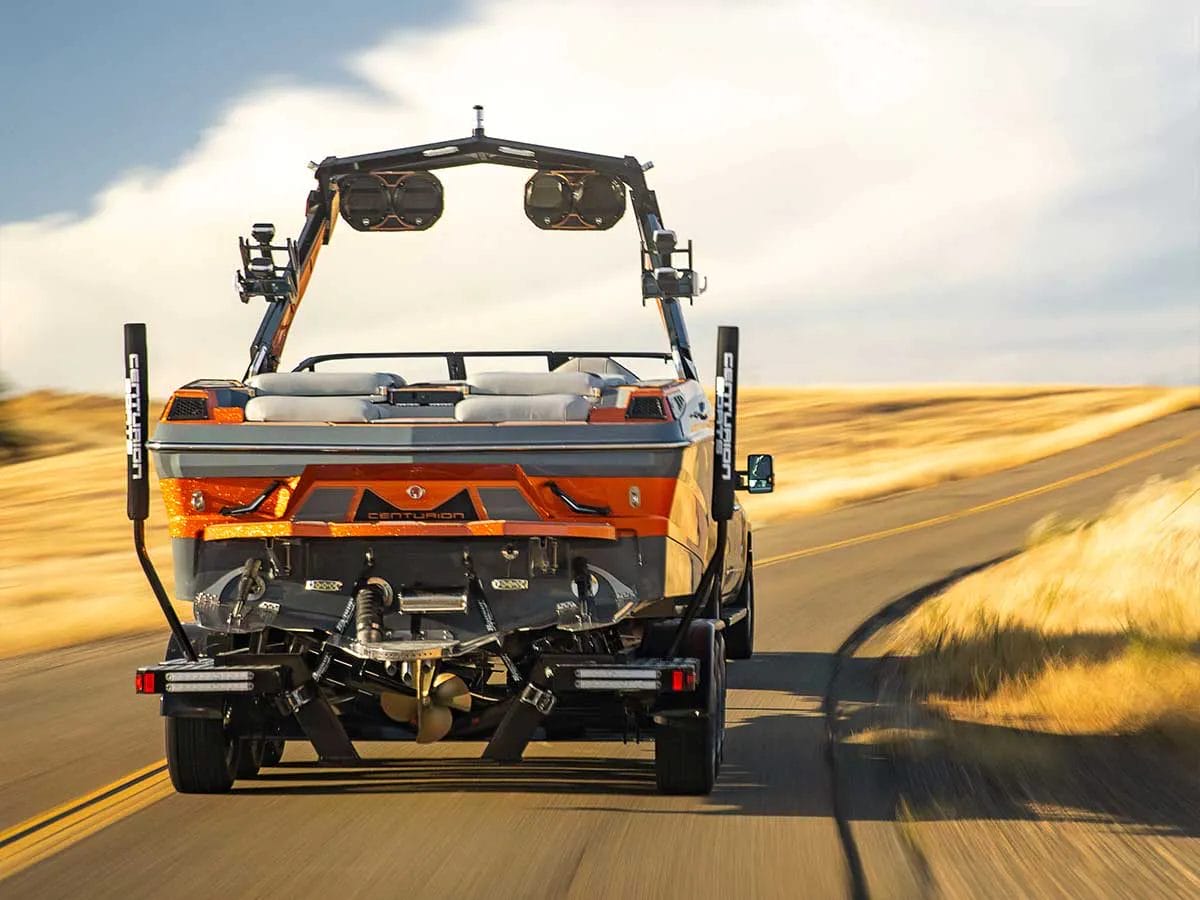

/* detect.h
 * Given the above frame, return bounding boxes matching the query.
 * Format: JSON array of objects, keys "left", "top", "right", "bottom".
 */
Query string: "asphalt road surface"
[{"left": 2, "top": 411, "right": 1197, "bottom": 899}]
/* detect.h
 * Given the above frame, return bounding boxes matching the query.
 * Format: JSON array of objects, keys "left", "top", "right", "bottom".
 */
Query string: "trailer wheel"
[
  {"left": 235, "top": 737, "right": 284, "bottom": 776},
  {"left": 261, "top": 739, "right": 285, "bottom": 767},
  {"left": 724, "top": 561, "right": 755, "bottom": 661},
  {"left": 165, "top": 715, "right": 238, "bottom": 794},
  {"left": 655, "top": 626, "right": 726, "bottom": 795},
  {"left": 235, "top": 739, "right": 264, "bottom": 779}
]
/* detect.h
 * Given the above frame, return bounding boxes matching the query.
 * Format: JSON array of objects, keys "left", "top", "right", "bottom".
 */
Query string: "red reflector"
[
  {"left": 136, "top": 671, "right": 156, "bottom": 693},
  {"left": 134, "top": 673, "right": 142, "bottom": 692}
]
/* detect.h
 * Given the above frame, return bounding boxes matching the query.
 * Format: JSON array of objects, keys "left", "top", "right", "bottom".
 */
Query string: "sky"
[{"left": 0, "top": 0, "right": 1197, "bottom": 395}]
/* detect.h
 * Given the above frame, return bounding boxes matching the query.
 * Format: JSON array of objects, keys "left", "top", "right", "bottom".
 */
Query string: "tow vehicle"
[{"left": 125, "top": 108, "right": 774, "bottom": 795}]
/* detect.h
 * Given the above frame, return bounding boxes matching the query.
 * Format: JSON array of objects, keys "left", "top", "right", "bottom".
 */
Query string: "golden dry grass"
[
  {"left": 0, "top": 389, "right": 133, "bottom": 458},
  {"left": 739, "top": 384, "right": 1198, "bottom": 522},
  {"left": 0, "top": 394, "right": 190, "bottom": 657},
  {"left": 0, "top": 385, "right": 1194, "bottom": 658},
  {"left": 0, "top": 447, "right": 192, "bottom": 658},
  {"left": 889, "top": 470, "right": 1200, "bottom": 747}
]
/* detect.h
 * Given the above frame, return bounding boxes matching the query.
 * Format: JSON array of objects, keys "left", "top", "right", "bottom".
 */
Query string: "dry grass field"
[
  {"left": 0, "top": 392, "right": 189, "bottom": 658},
  {"left": 0, "top": 385, "right": 1195, "bottom": 658},
  {"left": 738, "top": 384, "right": 1198, "bottom": 522},
  {"left": 889, "top": 469, "right": 1200, "bottom": 748}
]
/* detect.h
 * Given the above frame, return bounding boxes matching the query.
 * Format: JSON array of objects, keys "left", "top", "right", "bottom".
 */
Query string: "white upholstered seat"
[
  {"left": 247, "top": 371, "right": 404, "bottom": 396},
  {"left": 469, "top": 371, "right": 602, "bottom": 397},
  {"left": 454, "top": 394, "right": 592, "bottom": 423},
  {"left": 244, "top": 396, "right": 385, "bottom": 423}
]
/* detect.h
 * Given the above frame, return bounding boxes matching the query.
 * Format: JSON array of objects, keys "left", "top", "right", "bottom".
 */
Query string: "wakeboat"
[{"left": 125, "top": 108, "right": 774, "bottom": 795}]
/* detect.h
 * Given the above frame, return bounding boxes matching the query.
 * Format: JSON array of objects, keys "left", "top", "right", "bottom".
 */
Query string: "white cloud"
[{"left": 1, "top": 0, "right": 1196, "bottom": 395}]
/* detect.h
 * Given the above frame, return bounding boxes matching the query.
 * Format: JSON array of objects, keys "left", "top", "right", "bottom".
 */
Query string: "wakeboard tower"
[{"left": 125, "top": 107, "right": 775, "bottom": 795}]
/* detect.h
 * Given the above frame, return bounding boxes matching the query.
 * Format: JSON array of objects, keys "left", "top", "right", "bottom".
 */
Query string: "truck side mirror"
[{"left": 741, "top": 454, "right": 774, "bottom": 494}]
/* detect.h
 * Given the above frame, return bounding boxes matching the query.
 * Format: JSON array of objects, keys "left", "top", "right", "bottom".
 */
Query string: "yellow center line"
[
  {"left": 1, "top": 430, "right": 1194, "bottom": 883},
  {"left": 0, "top": 762, "right": 171, "bottom": 883},
  {"left": 758, "top": 432, "right": 1195, "bottom": 569}
]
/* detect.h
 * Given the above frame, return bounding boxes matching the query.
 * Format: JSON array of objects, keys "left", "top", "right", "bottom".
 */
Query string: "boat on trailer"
[{"left": 126, "top": 108, "right": 775, "bottom": 795}]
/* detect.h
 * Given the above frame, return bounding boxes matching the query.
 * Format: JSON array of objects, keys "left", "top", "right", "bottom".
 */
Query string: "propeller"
[{"left": 381, "top": 663, "right": 471, "bottom": 744}]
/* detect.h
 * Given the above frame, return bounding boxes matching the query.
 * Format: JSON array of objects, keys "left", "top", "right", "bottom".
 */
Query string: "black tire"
[
  {"left": 165, "top": 715, "right": 238, "bottom": 794},
  {"left": 260, "top": 738, "right": 285, "bottom": 767},
  {"left": 235, "top": 739, "right": 263, "bottom": 779},
  {"left": 655, "top": 626, "right": 726, "bottom": 795},
  {"left": 715, "top": 631, "right": 727, "bottom": 770},
  {"left": 725, "top": 560, "right": 755, "bottom": 661}
]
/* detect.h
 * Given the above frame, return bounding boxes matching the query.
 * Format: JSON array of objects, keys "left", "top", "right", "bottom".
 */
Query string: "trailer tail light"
[
  {"left": 136, "top": 663, "right": 287, "bottom": 696},
  {"left": 668, "top": 668, "right": 697, "bottom": 692},
  {"left": 570, "top": 661, "right": 697, "bottom": 693},
  {"left": 574, "top": 668, "right": 660, "bottom": 692},
  {"left": 136, "top": 668, "right": 257, "bottom": 693},
  {"left": 163, "top": 671, "right": 255, "bottom": 692}
]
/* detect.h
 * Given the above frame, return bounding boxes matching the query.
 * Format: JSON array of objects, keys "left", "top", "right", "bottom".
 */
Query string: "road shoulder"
[{"left": 843, "top": 615, "right": 1200, "bottom": 898}]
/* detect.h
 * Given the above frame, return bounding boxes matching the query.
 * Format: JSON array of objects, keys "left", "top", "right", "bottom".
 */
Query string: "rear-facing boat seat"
[
  {"left": 453, "top": 370, "right": 606, "bottom": 423},
  {"left": 242, "top": 369, "right": 622, "bottom": 423},
  {"left": 468, "top": 371, "right": 603, "bottom": 397},
  {"left": 244, "top": 395, "right": 392, "bottom": 423},
  {"left": 246, "top": 371, "right": 404, "bottom": 397},
  {"left": 244, "top": 372, "right": 409, "bottom": 422},
  {"left": 454, "top": 394, "right": 592, "bottom": 423}
]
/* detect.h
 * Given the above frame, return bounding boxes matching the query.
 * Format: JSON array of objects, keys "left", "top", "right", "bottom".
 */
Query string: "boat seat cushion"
[
  {"left": 469, "top": 371, "right": 602, "bottom": 396},
  {"left": 244, "top": 396, "right": 387, "bottom": 423},
  {"left": 454, "top": 394, "right": 592, "bottom": 423},
  {"left": 247, "top": 371, "right": 404, "bottom": 396}
]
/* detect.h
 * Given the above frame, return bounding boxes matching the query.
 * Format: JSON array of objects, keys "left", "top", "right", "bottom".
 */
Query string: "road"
[{"left": 2, "top": 410, "right": 1197, "bottom": 899}]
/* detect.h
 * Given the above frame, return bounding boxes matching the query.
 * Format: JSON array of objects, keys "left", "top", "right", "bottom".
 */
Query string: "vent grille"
[
  {"left": 626, "top": 395, "right": 666, "bottom": 419},
  {"left": 167, "top": 396, "right": 209, "bottom": 420}
]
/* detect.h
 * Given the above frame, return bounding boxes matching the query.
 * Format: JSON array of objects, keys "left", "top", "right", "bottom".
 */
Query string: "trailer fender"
[{"left": 641, "top": 618, "right": 719, "bottom": 715}]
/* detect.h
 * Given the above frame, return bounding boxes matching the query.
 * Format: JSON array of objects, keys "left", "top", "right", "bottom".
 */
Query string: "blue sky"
[
  {"left": 0, "top": 1, "right": 1196, "bottom": 392},
  {"left": 0, "top": 0, "right": 469, "bottom": 222}
]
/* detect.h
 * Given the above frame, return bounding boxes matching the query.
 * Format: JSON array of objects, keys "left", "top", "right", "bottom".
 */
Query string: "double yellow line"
[
  {"left": 0, "top": 430, "right": 1193, "bottom": 884},
  {"left": 758, "top": 433, "right": 1194, "bottom": 569},
  {"left": 0, "top": 761, "right": 173, "bottom": 882}
]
